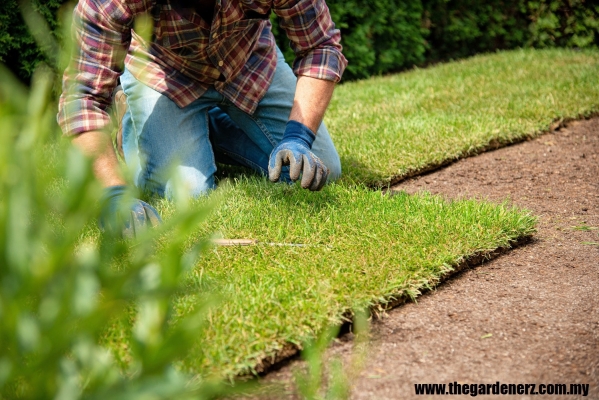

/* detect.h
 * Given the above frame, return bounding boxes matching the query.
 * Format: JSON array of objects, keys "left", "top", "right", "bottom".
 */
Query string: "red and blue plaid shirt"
[{"left": 58, "top": 0, "right": 347, "bottom": 135}]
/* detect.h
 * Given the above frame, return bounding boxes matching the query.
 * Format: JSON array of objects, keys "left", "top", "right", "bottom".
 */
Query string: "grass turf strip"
[
  {"left": 329, "top": 49, "right": 599, "bottom": 186},
  {"left": 106, "top": 180, "right": 536, "bottom": 378},
  {"left": 100, "top": 49, "right": 591, "bottom": 378}
]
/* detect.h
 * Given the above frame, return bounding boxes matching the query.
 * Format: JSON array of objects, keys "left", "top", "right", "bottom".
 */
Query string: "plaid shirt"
[{"left": 58, "top": 0, "right": 347, "bottom": 135}]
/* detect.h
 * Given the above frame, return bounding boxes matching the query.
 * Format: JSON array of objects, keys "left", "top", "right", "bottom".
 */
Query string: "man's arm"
[
  {"left": 57, "top": 2, "right": 162, "bottom": 237},
  {"left": 272, "top": 0, "right": 346, "bottom": 131},
  {"left": 267, "top": 0, "right": 347, "bottom": 190},
  {"left": 272, "top": 0, "right": 347, "bottom": 85},
  {"left": 73, "top": 129, "right": 162, "bottom": 237},
  {"left": 289, "top": 76, "right": 335, "bottom": 134},
  {"left": 60, "top": 0, "right": 130, "bottom": 188},
  {"left": 72, "top": 131, "right": 126, "bottom": 187},
  {"left": 58, "top": 0, "right": 133, "bottom": 136}
]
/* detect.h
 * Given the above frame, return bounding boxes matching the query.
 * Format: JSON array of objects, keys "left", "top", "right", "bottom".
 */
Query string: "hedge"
[
  {"left": 0, "top": 0, "right": 65, "bottom": 82},
  {"left": 2, "top": 0, "right": 599, "bottom": 83},
  {"left": 422, "top": 0, "right": 599, "bottom": 63}
]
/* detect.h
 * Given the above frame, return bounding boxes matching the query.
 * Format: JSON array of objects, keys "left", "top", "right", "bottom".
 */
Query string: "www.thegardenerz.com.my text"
[{"left": 414, "top": 382, "right": 590, "bottom": 396}]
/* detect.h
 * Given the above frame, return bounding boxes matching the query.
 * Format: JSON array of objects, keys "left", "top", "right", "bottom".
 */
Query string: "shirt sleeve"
[
  {"left": 273, "top": 0, "right": 347, "bottom": 83},
  {"left": 57, "top": 0, "right": 137, "bottom": 136}
]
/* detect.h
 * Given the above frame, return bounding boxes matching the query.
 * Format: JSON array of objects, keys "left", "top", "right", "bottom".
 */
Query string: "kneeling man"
[{"left": 58, "top": 0, "right": 347, "bottom": 234}]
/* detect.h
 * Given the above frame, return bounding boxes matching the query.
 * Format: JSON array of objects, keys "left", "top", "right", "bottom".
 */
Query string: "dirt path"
[{"left": 259, "top": 118, "right": 599, "bottom": 399}]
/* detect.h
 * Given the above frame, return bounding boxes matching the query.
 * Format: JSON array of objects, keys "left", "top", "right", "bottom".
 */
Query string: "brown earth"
[{"left": 255, "top": 117, "right": 599, "bottom": 399}]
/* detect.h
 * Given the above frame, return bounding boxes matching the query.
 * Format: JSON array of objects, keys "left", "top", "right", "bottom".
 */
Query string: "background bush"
[
  {"left": 3, "top": 0, "right": 599, "bottom": 80},
  {"left": 0, "top": 0, "right": 65, "bottom": 82},
  {"left": 422, "top": 0, "right": 599, "bottom": 63}
]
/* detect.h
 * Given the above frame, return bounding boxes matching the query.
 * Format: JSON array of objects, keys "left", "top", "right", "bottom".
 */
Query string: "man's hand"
[
  {"left": 268, "top": 120, "right": 329, "bottom": 191},
  {"left": 99, "top": 186, "right": 162, "bottom": 238}
]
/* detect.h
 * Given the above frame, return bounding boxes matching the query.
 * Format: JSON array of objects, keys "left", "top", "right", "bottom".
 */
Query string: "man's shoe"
[{"left": 113, "top": 86, "right": 127, "bottom": 159}]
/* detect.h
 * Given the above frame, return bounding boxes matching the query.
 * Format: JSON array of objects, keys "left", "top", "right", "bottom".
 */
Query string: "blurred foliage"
[
  {"left": 3, "top": 0, "right": 599, "bottom": 83},
  {"left": 271, "top": 0, "right": 427, "bottom": 81},
  {"left": 526, "top": 0, "right": 599, "bottom": 48},
  {"left": 0, "top": 58, "right": 233, "bottom": 399},
  {"left": 292, "top": 310, "right": 369, "bottom": 400},
  {"left": 422, "top": 0, "right": 529, "bottom": 61}
]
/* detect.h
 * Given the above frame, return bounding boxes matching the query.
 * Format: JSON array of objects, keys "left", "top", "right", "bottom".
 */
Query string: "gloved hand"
[
  {"left": 268, "top": 120, "right": 329, "bottom": 191},
  {"left": 99, "top": 186, "right": 162, "bottom": 238}
]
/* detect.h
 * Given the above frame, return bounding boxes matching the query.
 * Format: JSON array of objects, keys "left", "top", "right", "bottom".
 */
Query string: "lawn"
[
  {"left": 128, "top": 181, "right": 534, "bottom": 377},
  {"left": 98, "top": 48, "right": 599, "bottom": 379},
  {"left": 329, "top": 49, "right": 599, "bottom": 185}
]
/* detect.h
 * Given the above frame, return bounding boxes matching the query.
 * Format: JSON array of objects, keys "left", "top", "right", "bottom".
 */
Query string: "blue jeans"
[{"left": 120, "top": 47, "right": 342, "bottom": 199}]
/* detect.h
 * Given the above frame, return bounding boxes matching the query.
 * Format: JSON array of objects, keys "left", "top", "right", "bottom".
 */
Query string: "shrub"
[
  {"left": 0, "top": 0, "right": 65, "bottom": 82},
  {"left": 422, "top": 0, "right": 599, "bottom": 61},
  {"left": 526, "top": 0, "right": 599, "bottom": 49},
  {"left": 422, "top": 0, "right": 528, "bottom": 61},
  {"left": 0, "top": 61, "right": 231, "bottom": 398},
  {"left": 334, "top": 0, "right": 427, "bottom": 80}
]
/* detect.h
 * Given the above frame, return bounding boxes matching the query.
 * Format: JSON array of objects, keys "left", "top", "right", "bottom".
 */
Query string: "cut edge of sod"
[
  {"left": 244, "top": 232, "right": 534, "bottom": 376},
  {"left": 381, "top": 112, "right": 599, "bottom": 188}
]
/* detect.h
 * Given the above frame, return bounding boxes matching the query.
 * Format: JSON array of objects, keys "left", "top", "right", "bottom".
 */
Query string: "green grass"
[
  {"left": 106, "top": 180, "right": 535, "bottom": 377},
  {"left": 99, "top": 49, "right": 599, "bottom": 379},
  {"left": 329, "top": 49, "right": 599, "bottom": 185}
]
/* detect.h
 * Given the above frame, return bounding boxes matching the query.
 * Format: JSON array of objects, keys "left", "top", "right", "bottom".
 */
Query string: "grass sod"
[
  {"left": 329, "top": 48, "right": 599, "bottom": 186},
  {"left": 105, "top": 180, "right": 536, "bottom": 378},
  {"left": 97, "top": 48, "right": 599, "bottom": 378}
]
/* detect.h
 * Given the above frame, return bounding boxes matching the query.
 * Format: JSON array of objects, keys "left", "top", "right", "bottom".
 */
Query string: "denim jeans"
[{"left": 120, "top": 47, "right": 341, "bottom": 199}]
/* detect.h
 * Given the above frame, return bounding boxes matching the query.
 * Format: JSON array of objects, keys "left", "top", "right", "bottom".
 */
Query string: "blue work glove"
[
  {"left": 268, "top": 120, "right": 329, "bottom": 191},
  {"left": 99, "top": 186, "right": 162, "bottom": 238}
]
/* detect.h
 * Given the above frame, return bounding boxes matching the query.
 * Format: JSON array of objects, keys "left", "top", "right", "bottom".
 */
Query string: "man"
[{"left": 58, "top": 0, "right": 347, "bottom": 236}]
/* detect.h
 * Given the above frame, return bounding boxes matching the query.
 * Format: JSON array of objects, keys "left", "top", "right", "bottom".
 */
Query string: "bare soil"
[{"left": 257, "top": 118, "right": 599, "bottom": 399}]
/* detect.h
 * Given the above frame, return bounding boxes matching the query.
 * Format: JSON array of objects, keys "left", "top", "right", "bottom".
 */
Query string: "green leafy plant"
[
  {"left": 272, "top": 0, "right": 426, "bottom": 80},
  {"left": 0, "top": 57, "right": 235, "bottom": 399},
  {"left": 423, "top": 0, "right": 598, "bottom": 62},
  {"left": 0, "top": 0, "right": 66, "bottom": 82},
  {"left": 526, "top": 0, "right": 599, "bottom": 49}
]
